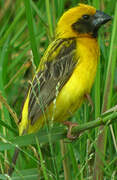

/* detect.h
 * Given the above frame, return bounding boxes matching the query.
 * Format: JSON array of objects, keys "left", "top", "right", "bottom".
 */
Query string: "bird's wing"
[{"left": 28, "top": 39, "right": 78, "bottom": 125}]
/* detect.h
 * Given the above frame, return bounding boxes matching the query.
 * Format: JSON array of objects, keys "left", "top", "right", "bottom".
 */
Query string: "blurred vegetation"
[{"left": 0, "top": 0, "right": 117, "bottom": 179}]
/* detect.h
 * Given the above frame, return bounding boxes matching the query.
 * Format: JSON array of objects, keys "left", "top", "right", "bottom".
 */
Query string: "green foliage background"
[{"left": 0, "top": 0, "right": 117, "bottom": 179}]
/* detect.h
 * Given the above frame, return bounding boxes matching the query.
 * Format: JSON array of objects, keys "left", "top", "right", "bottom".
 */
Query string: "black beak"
[{"left": 92, "top": 10, "right": 112, "bottom": 29}]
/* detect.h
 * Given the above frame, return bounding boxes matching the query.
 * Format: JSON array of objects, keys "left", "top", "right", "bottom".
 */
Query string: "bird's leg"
[
  {"left": 85, "top": 93, "right": 94, "bottom": 113},
  {"left": 63, "top": 121, "right": 78, "bottom": 140}
]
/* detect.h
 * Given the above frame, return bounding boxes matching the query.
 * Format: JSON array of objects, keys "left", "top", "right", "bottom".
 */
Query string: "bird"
[
  {"left": 8, "top": 3, "right": 111, "bottom": 176},
  {"left": 19, "top": 3, "right": 111, "bottom": 137}
]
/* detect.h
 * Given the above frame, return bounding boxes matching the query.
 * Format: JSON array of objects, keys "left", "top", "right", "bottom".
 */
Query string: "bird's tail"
[{"left": 8, "top": 147, "right": 20, "bottom": 176}]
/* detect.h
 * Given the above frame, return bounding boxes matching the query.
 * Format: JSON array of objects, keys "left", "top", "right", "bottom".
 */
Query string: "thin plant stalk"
[{"left": 93, "top": 3, "right": 117, "bottom": 179}]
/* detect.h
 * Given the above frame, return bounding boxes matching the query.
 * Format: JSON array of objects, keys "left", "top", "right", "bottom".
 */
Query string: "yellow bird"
[
  {"left": 19, "top": 3, "right": 111, "bottom": 138},
  {"left": 8, "top": 3, "right": 112, "bottom": 176}
]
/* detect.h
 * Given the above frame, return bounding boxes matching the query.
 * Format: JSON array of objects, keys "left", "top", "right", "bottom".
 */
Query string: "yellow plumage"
[{"left": 19, "top": 3, "right": 111, "bottom": 135}]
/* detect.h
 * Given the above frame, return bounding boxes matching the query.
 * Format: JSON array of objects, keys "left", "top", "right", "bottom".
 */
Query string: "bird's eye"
[{"left": 82, "top": 14, "right": 90, "bottom": 20}]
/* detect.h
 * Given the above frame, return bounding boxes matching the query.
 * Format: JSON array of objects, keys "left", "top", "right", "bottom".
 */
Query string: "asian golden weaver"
[
  {"left": 8, "top": 3, "right": 111, "bottom": 176},
  {"left": 19, "top": 3, "right": 111, "bottom": 135}
]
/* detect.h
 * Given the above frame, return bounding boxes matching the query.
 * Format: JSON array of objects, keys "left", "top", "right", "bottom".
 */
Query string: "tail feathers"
[{"left": 8, "top": 147, "right": 20, "bottom": 176}]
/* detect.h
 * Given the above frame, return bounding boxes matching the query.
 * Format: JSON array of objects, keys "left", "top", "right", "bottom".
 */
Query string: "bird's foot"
[
  {"left": 85, "top": 93, "right": 94, "bottom": 113},
  {"left": 63, "top": 121, "right": 78, "bottom": 140}
]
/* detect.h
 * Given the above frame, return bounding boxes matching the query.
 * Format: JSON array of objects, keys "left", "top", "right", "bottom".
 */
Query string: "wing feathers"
[{"left": 28, "top": 39, "right": 77, "bottom": 125}]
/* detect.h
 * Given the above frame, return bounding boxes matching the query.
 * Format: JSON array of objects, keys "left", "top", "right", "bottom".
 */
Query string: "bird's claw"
[{"left": 63, "top": 121, "right": 78, "bottom": 140}]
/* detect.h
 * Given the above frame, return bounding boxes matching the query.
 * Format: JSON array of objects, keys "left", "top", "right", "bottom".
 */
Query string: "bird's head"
[{"left": 56, "top": 3, "right": 111, "bottom": 38}]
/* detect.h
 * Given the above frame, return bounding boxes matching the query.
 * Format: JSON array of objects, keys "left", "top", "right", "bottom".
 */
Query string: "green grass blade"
[
  {"left": 24, "top": 0, "right": 39, "bottom": 68},
  {"left": 31, "top": 1, "right": 48, "bottom": 29},
  {"left": 0, "top": 120, "right": 18, "bottom": 135},
  {"left": 36, "top": 138, "right": 48, "bottom": 180},
  {"left": 0, "top": 109, "right": 117, "bottom": 151},
  {"left": 0, "top": 7, "right": 24, "bottom": 47},
  {"left": 45, "top": 0, "right": 54, "bottom": 40},
  {"left": 102, "top": 4, "right": 117, "bottom": 111}
]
